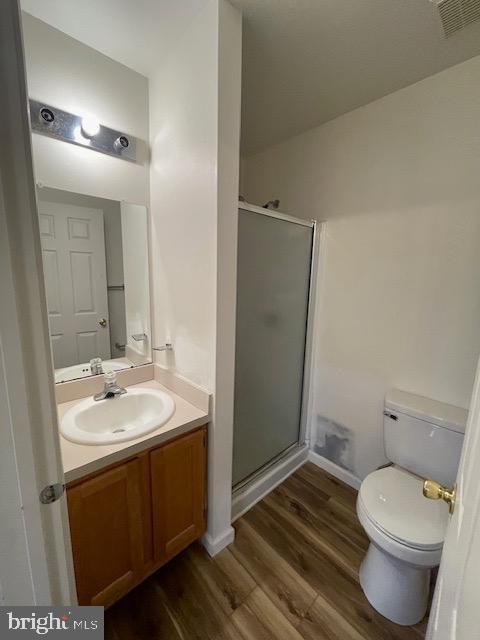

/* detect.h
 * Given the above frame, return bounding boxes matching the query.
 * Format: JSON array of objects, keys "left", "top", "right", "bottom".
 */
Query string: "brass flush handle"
[{"left": 423, "top": 479, "right": 456, "bottom": 514}]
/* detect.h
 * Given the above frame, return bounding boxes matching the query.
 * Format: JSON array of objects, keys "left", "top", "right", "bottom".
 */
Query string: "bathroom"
[{"left": 1, "top": 0, "right": 480, "bottom": 638}]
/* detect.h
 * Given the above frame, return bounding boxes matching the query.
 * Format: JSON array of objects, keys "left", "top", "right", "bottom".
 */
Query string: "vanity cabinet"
[
  {"left": 67, "top": 459, "right": 144, "bottom": 607},
  {"left": 151, "top": 429, "right": 207, "bottom": 564},
  {"left": 67, "top": 426, "right": 207, "bottom": 607}
]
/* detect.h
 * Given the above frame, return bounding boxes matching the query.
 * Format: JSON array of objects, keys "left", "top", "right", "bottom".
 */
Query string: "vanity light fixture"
[{"left": 29, "top": 99, "right": 138, "bottom": 162}]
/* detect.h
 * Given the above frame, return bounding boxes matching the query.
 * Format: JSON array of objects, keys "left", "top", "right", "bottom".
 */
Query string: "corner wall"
[
  {"left": 149, "top": 0, "right": 241, "bottom": 552},
  {"left": 243, "top": 55, "right": 480, "bottom": 480},
  {"left": 208, "top": 0, "right": 242, "bottom": 553}
]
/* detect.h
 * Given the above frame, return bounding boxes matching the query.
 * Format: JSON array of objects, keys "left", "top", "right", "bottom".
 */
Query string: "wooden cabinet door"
[
  {"left": 150, "top": 428, "right": 207, "bottom": 563},
  {"left": 67, "top": 459, "right": 144, "bottom": 607}
]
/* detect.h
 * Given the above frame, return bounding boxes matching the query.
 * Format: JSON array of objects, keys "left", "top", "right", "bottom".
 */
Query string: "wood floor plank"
[
  {"left": 280, "top": 472, "right": 368, "bottom": 551},
  {"left": 230, "top": 517, "right": 317, "bottom": 627},
  {"left": 296, "top": 462, "right": 358, "bottom": 508},
  {"left": 209, "top": 545, "right": 258, "bottom": 602},
  {"left": 105, "top": 463, "right": 425, "bottom": 640},
  {"left": 104, "top": 618, "right": 122, "bottom": 640},
  {"left": 327, "top": 494, "right": 367, "bottom": 537},
  {"left": 299, "top": 592, "right": 369, "bottom": 640},
  {"left": 153, "top": 548, "right": 238, "bottom": 639},
  {"left": 105, "top": 576, "right": 183, "bottom": 640},
  {"left": 244, "top": 497, "right": 423, "bottom": 640},
  {"left": 185, "top": 543, "right": 256, "bottom": 616},
  {"left": 230, "top": 587, "right": 304, "bottom": 640},
  {"left": 244, "top": 498, "right": 358, "bottom": 592},
  {"left": 265, "top": 484, "right": 365, "bottom": 579}
]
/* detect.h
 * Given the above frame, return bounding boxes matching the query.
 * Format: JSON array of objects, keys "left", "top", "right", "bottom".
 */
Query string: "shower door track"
[
  {"left": 233, "top": 201, "right": 321, "bottom": 492},
  {"left": 239, "top": 201, "right": 315, "bottom": 228},
  {"left": 233, "top": 441, "right": 303, "bottom": 493}
]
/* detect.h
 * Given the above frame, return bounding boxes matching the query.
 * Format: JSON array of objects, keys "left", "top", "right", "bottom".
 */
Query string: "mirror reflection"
[{"left": 37, "top": 187, "right": 151, "bottom": 383}]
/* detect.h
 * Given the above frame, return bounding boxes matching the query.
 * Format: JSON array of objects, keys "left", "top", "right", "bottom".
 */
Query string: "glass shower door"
[{"left": 232, "top": 207, "right": 314, "bottom": 486}]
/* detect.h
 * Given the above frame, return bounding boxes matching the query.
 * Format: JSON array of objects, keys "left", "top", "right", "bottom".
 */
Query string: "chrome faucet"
[
  {"left": 90, "top": 357, "right": 103, "bottom": 376},
  {"left": 94, "top": 371, "right": 127, "bottom": 401}
]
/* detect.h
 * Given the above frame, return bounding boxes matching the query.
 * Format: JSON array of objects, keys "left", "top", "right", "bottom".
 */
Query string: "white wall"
[
  {"left": 21, "top": 13, "right": 149, "bottom": 206},
  {"left": 149, "top": 1, "right": 218, "bottom": 391},
  {"left": 243, "top": 55, "right": 480, "bottom": 480},
  {"left": 149, "top": 0, "right": 241, "bottom": 551},
  {"left": 147, "top": 0, "right": 241, "bottom": 550}
]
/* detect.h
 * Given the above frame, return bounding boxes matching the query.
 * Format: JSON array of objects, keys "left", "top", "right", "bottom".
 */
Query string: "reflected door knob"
[
  {"left": 423, "top": 479, "right": 456, "bottom": 514},
  {"left": 99, "top": 318, "right": 108, "bottom": 328}
]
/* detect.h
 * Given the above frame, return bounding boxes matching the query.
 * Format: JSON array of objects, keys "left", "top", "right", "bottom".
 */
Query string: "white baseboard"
[
  {"left": 231, "top": 444, "right": 309, "bottom": 522},
  {"left": 201, "top": 526, "right": 235, "bottom": 557},
  {"left": 308, "top": 450, "right": 362, "bottom": 490}
]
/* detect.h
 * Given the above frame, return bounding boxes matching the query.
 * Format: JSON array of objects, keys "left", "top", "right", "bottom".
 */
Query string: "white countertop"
[{"left": 58, "top": 379, "right": 209, "bottom": 484}]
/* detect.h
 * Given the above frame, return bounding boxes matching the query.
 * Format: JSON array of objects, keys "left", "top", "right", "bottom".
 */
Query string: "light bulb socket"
[
  {"left": 39, "top": 107, "right": 55, "bottom": 126},
  {"left": 114, "top": 135, "right": 130, "bottom": 152}
]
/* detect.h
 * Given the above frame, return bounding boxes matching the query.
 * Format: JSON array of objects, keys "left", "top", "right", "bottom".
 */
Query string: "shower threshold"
[{"left": 231, "top": 442, "right": 308, "bottom": 522}]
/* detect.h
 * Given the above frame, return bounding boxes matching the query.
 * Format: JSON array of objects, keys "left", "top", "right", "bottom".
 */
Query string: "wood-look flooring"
[{"left": 105, "top": 462, "right": 428, "bottom": 640}]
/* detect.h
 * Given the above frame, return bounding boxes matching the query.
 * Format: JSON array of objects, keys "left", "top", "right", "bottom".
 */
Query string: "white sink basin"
[{"left": 60, "top": 388, "right": 175, "bottom": 445}]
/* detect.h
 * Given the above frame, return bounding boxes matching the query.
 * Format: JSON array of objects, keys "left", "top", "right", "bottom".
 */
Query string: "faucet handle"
[
  {"left": 104, "top": 370, "right": 117, "bottom": 385},
  {"left": 90, "top": 357, "right": 103, "bottom": 375},
  {"left": 93, "top": 370, "right": 126, "bottom": 401}
]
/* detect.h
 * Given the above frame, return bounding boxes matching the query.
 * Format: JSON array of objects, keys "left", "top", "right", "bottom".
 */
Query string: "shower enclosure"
[{"left": 232, "top": 202, "right": 317, "bottom": 489}]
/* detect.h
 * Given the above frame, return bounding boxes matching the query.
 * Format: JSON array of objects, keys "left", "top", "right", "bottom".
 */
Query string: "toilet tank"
[{"left": 384, "top": 389, "right": 467, "bottom": 487}]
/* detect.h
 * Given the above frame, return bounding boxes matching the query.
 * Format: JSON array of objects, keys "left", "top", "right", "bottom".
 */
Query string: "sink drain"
[{"left": 112, "top": 428, "right": 126, "bottom": 433}]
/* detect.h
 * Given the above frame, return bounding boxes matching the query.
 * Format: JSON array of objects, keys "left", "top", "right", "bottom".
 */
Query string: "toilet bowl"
[{"left": 357, "top": 466, "right": 447, "bottom": 625}]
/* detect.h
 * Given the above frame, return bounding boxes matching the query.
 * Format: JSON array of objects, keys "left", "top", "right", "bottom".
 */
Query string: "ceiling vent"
[{"left": 434, "top": 0, "right": 480, "bottom": 37}]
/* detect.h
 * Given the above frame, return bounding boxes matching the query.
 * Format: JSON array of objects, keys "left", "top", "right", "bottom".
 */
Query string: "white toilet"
[{"left": 357, "top": 389, "right": 467, "bottom": 626}]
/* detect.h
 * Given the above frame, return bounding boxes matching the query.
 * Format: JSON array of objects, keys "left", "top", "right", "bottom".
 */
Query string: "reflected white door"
[
  {"left": 427, "top": 358, "right": 480, "bottom": 639},
  {"left": 38, "top": 201, "right": 110, "bottom": 368}
]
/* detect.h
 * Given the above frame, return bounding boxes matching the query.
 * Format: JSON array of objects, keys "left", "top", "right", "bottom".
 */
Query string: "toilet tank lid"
[{"left": 385, "top": 389, "right": 468, "bottom": 434}]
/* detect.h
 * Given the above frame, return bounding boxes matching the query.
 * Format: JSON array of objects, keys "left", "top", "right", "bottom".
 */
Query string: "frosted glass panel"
[{"left": 233, "top": 209, "right": 313, "bottom": 486}]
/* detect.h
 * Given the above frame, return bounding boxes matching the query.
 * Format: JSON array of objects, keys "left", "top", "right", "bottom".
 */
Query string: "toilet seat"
[
  {"left": 357, "top": 466, "right": 449, "bottom": 568},
  {"left": 359, "top": 466, "right": 448, "bottom": 551}
]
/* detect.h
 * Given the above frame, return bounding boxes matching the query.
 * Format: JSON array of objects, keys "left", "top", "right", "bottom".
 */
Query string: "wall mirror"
[{"left": 37, "top": 186, "right": 151, "bottom": 383}]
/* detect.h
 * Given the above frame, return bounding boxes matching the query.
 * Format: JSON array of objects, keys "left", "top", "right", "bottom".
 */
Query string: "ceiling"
[
  {"left": 21, "top": 0, "right": 480, "bottom": 155},
  {"left": 233, "top": 0, "right": 480, "bottom": 154}
]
